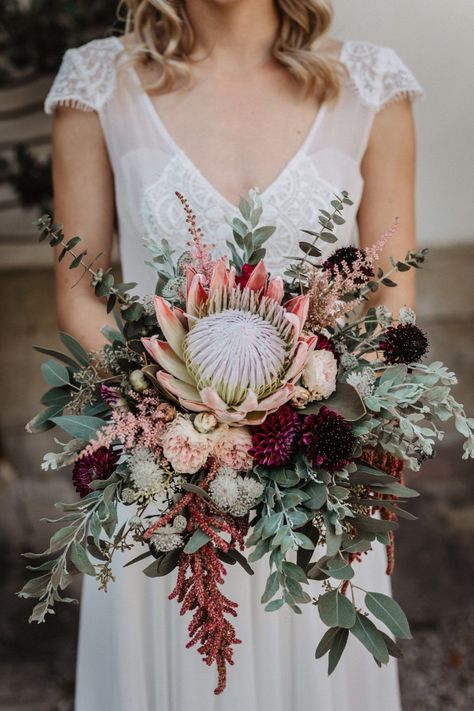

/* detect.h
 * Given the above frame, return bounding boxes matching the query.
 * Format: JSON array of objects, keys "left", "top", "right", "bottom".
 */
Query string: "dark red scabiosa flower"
[
  {"left": 72, "top": 447, "right": 119, "bottom": 498},
  {"left": 250, "top": 405, "right": 302, "bottom": 467},
  {"left": 235, "top": 263, "right": 257, "bottom": 288},
  {"left": 379, "top": 323, "right": 429, "bottom": 365},
  {"left": 322, "top": 246, "right": 374, "bottom": 284},
  {"left": 301, "top": 406, "right": 356, "bottom": 472}
]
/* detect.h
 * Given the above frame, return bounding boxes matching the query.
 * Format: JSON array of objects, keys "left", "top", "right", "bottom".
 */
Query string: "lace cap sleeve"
[
  {"left": 341, "top": 41, "right": 424, "bottom": 112},
  {"left": 44, "top": 37, "right": 122, "bottom": 115}
]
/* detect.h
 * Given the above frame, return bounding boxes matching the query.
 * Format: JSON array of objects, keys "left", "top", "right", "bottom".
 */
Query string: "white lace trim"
[
  {"left": 44, "top": 36, "right": 423, "bottom": 117},
  {"left": 44, "top": 37, "right": 122, "bottom": 114},
  {"left": 140, "top": 152, "right": 345, "bottom": 276},
  {"left": 341, "top": 41, "right": 424, "bottom": 111}
]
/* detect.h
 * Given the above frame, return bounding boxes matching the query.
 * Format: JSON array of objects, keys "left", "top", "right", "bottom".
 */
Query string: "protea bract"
[{"left": 142, "top": 260, "right": 316, "bottom": 425}]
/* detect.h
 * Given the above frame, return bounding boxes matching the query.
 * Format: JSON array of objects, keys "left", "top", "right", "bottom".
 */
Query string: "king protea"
[{"left": 142, "top": 260, "right": 316, "bottom": 425}]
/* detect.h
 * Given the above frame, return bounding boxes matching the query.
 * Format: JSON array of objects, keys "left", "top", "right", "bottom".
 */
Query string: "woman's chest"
[{"left": 142, "top": 67, "right": 321, "bottom": 207}]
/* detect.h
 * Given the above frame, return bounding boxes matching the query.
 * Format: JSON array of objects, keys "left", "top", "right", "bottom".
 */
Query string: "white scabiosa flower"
[
  {"left": 229, "top": 477, "right": 264, "bottom": 517},
  {"left": 346, "top": 368, "right": 376, "bottom": 398},
  {"left": 150, "top": 529, "right": 183, "bottom": 553},
  {"left": 209, "top": 469, "right": 264, "bottom": 517},
  {"left": 128, "top": 447, "right": 165, "bottom": 497},
  {"left": 398, "top": 306, "right": 416, "bottom": 325},
  {"left": 209, "top": 469, "right": 240, "bottom": 510}
]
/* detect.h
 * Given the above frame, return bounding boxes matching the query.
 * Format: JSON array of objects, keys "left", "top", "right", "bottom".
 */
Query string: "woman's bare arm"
[
  {"left": 52, "top": 106, "right": 116, "bottom": 351},
  {"left": 358, "top": 98, "right": 417, "bottom": 311}
]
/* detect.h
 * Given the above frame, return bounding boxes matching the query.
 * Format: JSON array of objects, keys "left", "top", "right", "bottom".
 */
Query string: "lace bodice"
[{"left": 45, "top": 36, "right": 423, "bottom": 294}]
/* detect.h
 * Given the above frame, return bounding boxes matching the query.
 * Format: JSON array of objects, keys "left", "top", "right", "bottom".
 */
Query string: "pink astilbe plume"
[
  {"left": 176, "top": 191, "right": 216, "bottom": 284},
  {"left": 306, "top": 220, "right": 398, "bottom": 331},
  {"left": 81, "top": 393, "right": 174, "bottom": 458}
]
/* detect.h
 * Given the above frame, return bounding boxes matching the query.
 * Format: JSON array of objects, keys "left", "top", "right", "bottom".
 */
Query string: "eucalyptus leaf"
[
  {"left": 328, "top": 628, "right": 349, "bottom": 674},
  {"left": 315, "top": 627, "right": 340, "bottom": 659},
  {"left": 40, "top": 360, "right": 70, "bottom": 388},
  {"left": 59, "top": 332, "right": 90, "bottom": 366},
  {"left": 303, "top": 382, "right": 366, "bottom": 422},
  {"left": 183, "top": 528, "right": 211, "bottom": 554},
  {"left": 365, "top": 592, "right": 412, "bottom": 639},
  {"left": 51, "top": 415, "right": 105, "bottom": 440},
  {"left": 350, "top": 613, "right": 389, "bottom": 664},
  {"left": 318, "top": 590, "right": 356, "bottom": 629}
]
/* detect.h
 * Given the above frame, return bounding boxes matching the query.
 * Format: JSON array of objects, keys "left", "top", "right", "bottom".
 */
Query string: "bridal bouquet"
[{"left": 19, "top": 190, "right": 474, "bottom": 693}]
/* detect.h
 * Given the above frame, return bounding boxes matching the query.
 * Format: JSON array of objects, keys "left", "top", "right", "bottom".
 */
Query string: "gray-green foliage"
[
  {"left": 226, "top": 189, "right": 276, "bottom": 271},
  {"left": 18, "top": 476, "right": 121, "bottom": 623}
]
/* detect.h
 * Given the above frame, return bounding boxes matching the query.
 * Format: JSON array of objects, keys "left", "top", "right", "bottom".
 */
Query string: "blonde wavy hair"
[{"left": 118, "top": 0, "right": 344, "bottom": 101}]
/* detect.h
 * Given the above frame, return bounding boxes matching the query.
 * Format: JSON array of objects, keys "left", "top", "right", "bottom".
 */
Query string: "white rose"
[{"left": 301, "top": 349, "right": 338, "bottom": 401}]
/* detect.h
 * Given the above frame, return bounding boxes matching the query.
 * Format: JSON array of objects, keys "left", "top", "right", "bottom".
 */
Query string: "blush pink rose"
[
  {"left": 161, "top": 416, "right": 212, "bottom": 474},
  {"left": 212, "top": 425, "right": 253, "bottom": 471},
  {"left": 301, "top": 349, "right": 338, "bottom": 401}
]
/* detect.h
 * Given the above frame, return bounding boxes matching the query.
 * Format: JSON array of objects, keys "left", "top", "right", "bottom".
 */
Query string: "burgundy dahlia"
[
  {"left": 250, "top": 405, "right": 302, "bottom": 467},
  {"left": 379, "top": 323, "right": 429, "bottom": 365},
  {"left": 322, "top": 246, "right": 374, "bottom": 284},
  {"left": 301, "top": 406, "right": 356, "bottom": 472},
  {"left": 72, "top": 447, "right": 119, "bottom": 498}
]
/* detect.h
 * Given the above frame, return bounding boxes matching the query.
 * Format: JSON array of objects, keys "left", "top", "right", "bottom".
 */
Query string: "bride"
[{"left": 45, "top": 1, "right": 423, "bottom": 709}]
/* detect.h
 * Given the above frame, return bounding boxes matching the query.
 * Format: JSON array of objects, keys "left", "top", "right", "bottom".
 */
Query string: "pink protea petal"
[
  {"left": 235, "top": 389, "right": 259, "bottom": 414},
  {"left": 212, "top": 409, "right": 248, "bottom": 425},
  {"left": 266, "top": 276, "right": 284, "bottom": 304},
  {"left": 142, "top": 337, "right": 194, "bottom": 384},
  {"left": 228, "top": 266, "right": 236, "bottom": 289},
  {"left": 173, "top": 306, "right": 188, "bottom": 329},
  {"left": 154, "top": 296, "right": 187, "bottom": 357},
  {"left": 284, "top": 295, "right": 309, "bottom": 334},
  {"left": 284, "top": 336, "right": 317, "bottom": 382},
  {"left": 177, "top": 397, "right": 210, "bottom": 413},
  {"left": 199, "top": 387, "right": 230, "bottom": 412},
  {"left": 253, "top": 383, "right": 295, "bottom": 412},
  {"left": 186, "top": 273, "right": 208, "bottom": 318},
  {"left": 186, "top": 266, "right": 197, "bottom": 298},
  {"left": 157, "top": 371, "right": 202, "bottom": 402},
  {"left": 209, "top": 259, "right": 228, "bottom": 294},
  {"left": 245, "top": 260, "right": 268, "bottom": 292}
]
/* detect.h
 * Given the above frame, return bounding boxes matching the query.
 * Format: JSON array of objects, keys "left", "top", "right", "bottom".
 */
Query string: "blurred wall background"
[
  {"left": 334, "top": 0, "right": 474, "bottom": 247},
  {"left": 1, "top": 2, "right": 473, "bottom": 710}
]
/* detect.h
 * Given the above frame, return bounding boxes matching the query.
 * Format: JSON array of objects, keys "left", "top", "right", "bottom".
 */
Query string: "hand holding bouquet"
[{"left": 19, "top": 190, "right": 474, "bottom": 694}]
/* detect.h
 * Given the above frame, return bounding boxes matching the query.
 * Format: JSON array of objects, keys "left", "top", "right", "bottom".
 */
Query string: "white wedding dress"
[{"left": 45, "top": 36, "right": 423, "bottom": 711}]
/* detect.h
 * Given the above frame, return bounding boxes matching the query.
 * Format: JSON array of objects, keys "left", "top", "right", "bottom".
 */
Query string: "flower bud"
[
  {"left": 193, "top": 412, "right": 218, "bottom": 433},
  {"left": 291, "top": 385, "right": 311, "bottom": 409},
  {"left": 172, "top": 515, "right": 187, "bottom": 533},
  {"left": 129, "top": 369, "right": 149, "bottom": 392}
]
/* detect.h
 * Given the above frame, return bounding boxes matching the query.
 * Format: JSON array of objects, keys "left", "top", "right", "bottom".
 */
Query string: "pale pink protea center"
[{"left": 183, "top": 309, "right": 288, "bottom": 405}]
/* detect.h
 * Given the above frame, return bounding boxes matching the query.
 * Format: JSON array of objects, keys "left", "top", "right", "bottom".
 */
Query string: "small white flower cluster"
[
  {"left": 340, "top": 352, "right": 359, "bottom": 371},
  {"left": 150, "top": 515, "right": 187, "bottom": 553},
  {"left": 346, "top": 367, "right": 376, "bottom": 397},
  {"left": 398, "top": 306, "right": 416, "bottom": 325},
  {"left": 122, "top": 447, "right": 165, "bottom": 502},
  {"left": 209, "top": 468, "right": 264, "bottom": 517}
]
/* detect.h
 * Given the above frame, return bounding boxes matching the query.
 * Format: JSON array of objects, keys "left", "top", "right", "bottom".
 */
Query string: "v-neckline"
[{"left": 115, "top": 36, "right": 345, "bottom": 213}]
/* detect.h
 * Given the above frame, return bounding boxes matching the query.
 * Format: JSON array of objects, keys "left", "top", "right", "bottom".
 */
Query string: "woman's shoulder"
[
  {"left": 44, "top": 36, "right": 125, "bottom": 115},
  {"left": 338, "top": 39, "right": 424, "bottom": 111}
]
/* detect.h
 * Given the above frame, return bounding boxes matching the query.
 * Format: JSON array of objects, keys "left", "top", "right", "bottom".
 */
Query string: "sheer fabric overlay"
[{"left": 45, "top": 36, "right": 423, "bottom": 711}]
